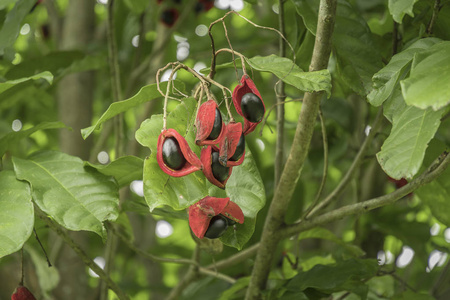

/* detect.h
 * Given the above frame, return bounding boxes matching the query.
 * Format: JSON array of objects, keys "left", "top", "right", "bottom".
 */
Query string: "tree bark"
[{"left": 53, "top": 1, "right": 96, "bottom": 299}]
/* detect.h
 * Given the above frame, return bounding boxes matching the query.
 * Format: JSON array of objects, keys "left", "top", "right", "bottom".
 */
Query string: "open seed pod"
[
  {"left": 157, "top": 128, "right": 202, "bottom": 177},
  {"left": 189, "top": 196, "right": 244, "bottom": 239},
  {"left": 201, "top": 145, "right": 232, "bottom": 189},
  {"left": 195, "top": 100, "right": 226, "bottom": 146},
  {"left": 232, "top": 75, "right": 265, "bottom": 135},
  {"left": 218, "top": 122, "right": 245, "bottom": 167}
]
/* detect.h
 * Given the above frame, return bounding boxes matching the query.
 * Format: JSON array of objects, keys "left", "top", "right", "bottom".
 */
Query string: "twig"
[
  {"left": 392, "top": 21, "right": 399, "bottom": 56},
  {"left": 35, "top": 207, "right": 130, "bottom": 300},
  {"left": 206, "top": 243, "right": 260, "bottom": 271},
  {"left": 33, "top": 228, "right": 52, "bottom": 267},
  {"left": 215, "top": 48, "right": 247, "bottom": 75},
  {"left": 275, "top": 0, "right": 287, "bottom": 186},
  {"left": 306, "top": 107, "right": 383, "bottom": 217},
  {"left": 281, "top": 151, "right": 450, "bottom": 238},
  {"left": 20, "top": 248, "right": 24, "bottom": 286},
  {"left": 303, "top": 108, "right": 328, "bottom": 218},
  {"left": 245, "top": 1, "right": 337, "bottom": 299},
  {"left": 426, "top": 0, "right": 442, "bottom": 35}
]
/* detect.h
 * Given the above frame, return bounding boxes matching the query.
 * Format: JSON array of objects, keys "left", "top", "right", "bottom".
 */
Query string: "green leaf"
[
  {"left": 292, "top": 0, "right": 382, "bottom": 95},
  {"left": 0, "top": 170, "right": 34, "bottom": 259},
  {"left": 416, "top": 140, "right": 450, "bottom": 227},
  {"left": 0, "top": 121, "right": 66, "bottom": 157},
  {"left": 285, "top": 258, "right": 378, "bottom": 298},
  {"left": 82, "top": 82, "right": 182, "bottom": 139},
  {"left": 298, "top": 227, "right": 365, "bottom": 257},
  {"left": 13, "top": 151, "right": 119, "bottom": 239},
  {"left": 143, "top": 153, "right": 207, "bottom": 211},
  {"left": 246, "top": 55, "right": 331, "bottom": 97},
  {"left": 0, "top": 0, "right": 36, "bottom": 55},
  {"left": 25, "top": 245, "right": 60, "bottom": 298},
  {"left": 388, "top": 0, "right": 419, "bottom": 24},
  {"left": 135, "top": 97, "right": 198, "bottom": 153},
  {"left": 392, "top": 290, "right": 435, "bottom": 300},
  {"left": 368, "top": 38, "right": 441, "bottom": 107},
  {"left": 377, "top": 106, "right": 444, "bottom": 180},
  {"left": 218, "top": 277, "right": 250, "bottom": 300},
  {"left": 5, "top": 51, "right": 85, "bottom": 80},
  {"left": 401, "top": 41, "right": 450, "bottom": 110},
  {"left": 0, "top": 71, "right": 53, "bottom": 96},
  {"left": 123, "top": 0, "right": 148, "bottom": 13},
  {"left": 221, "top": 148, "right": 266, "bottom": 250},
  {"left": 85, "top": 156, "right": 143, "bottom": 187}
]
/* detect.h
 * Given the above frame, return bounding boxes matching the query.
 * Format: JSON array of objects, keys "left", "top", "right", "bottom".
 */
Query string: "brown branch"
[{"left": 244, "top": 1, "right": 337, "bottom": 299}]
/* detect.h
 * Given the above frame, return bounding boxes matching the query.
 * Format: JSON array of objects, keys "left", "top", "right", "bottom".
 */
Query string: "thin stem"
[
  {"left": 245, "top": 1, "right": 337, "bottom": 299},
  {"left": 206, "top": 243, "right": 260, "bottom": 271},
  {"left": 100, "top": 227, "right": 117, "bottom": 300},
  {"left": 215, "top": 48, "right": 247, "bottom": 75},
  {"left": 33, "top": 228, "right": 52, "bottom": 267},
  {"left": 275, "top": 0, "right": 287, "bottom": 186},
  {"left": 198, "top": 268, "right": 236, "bottom": 284},
  {"left": 427, "top": 0, "right": 441, "bottom": 35},
  {"left": 107, "top": 0, "right": 124, "bottom": 158},
  {"left": 222, "top": 21, "right": 239, "bottom": 80},
  {"left": 392, "top": 21, "right": 399, "bottom": 56},
  {"left": 281, "top": 151, "right": 450, "bottom": 238},
  {"left": 306, "top": 108, "right": 383, "bottom": 217},
  {"left": 303, "top": 108, "right": 328, "bottom": 218},
  {"left": 259, "top": 98, "right": 303, "bottom": 135},
  {"left": 20, "top": 247, "right": 24, "bottom": 286},
  {"left": 35, "top": 207, "right": 130, "bottom": 300}
]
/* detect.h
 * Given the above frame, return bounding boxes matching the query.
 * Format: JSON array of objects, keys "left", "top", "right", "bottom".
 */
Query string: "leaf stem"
[
  {"left": 33, "top": 228, "right": 52, "bottom": 267},
  {"left": 427, "top": 0, "right": 442, "bottom": 35}
]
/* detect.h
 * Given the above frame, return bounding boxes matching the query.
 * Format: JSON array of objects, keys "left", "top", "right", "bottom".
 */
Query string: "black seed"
[
  {"left": 162, "top": 137, "right": 186, "bottom": 170},
  {"left": 230, "top": 133, "right": 245, "bottom": 161},
  {"left": 211, "top": 151, "right": 229, "bottom": 182},
  {"left": 240, "top": 93, "right": 264, "bottom": 123},
  {"left": 207, "top": 108, "right": 222, "bottom": 140},
  {"left": 161, "top": 10, "right": 177, "bottom": 26},
  {"left": 204, "top": 215, "right": 228, "bottom": 239}
]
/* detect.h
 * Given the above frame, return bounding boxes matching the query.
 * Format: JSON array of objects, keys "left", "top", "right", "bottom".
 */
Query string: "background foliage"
[{"left": 1, "top": 0, "right": 450, "bottom": 299}]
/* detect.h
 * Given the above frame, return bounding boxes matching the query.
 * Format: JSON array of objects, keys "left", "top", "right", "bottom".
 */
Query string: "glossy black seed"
[
  {"left": 207, "top": 108, "right": 222, "bottom": 140},
  {"left": 162, "top": 137, "right": 186, "bottom": 170},
  {"left": 230, "top": 133, "right": 245, "bottom": 161},
  {"left": 240, "top": 93, "right": 264, "bottom": 123},
  {"left": 204, "top": 215, "right": 228, "bottom": 239},
  {"left": 160, "top": 10, "right": 177, "bottom": 27},
  {"left": 211, "top": 151, "right": 229, "bottom": 182}
]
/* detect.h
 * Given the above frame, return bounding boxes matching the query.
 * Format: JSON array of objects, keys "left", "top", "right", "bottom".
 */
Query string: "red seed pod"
[
  {"left": 201, "top": 145, "right": 232, "bottom": 189},
  {"left": 157, "top": 129, "right": 202, "bottom": 177},
  {"left": 189, "top": 196, "right": 244, "bottom": 239},
  {"left": 218, "top": 122, "right": 245, "bottom": 167},
  {"left": 232, "top": 75, "right": 265, "bottom": 135},
  {"left": 11, "top": 286, "right": 37, "bottom": 300},
  {"left": 195, "top": 100, "right": 226, "bottom": 146}
]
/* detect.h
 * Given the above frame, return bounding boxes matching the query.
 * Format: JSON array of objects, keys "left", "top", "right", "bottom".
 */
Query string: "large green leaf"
[
  {"left": 85, "top": 156, "right": 143, "bottom": 188},
  {"left": 368, "top": 38, "right": 441, "bottom": 107},
  {"left": 82, "top": 81, "right": 182, "bottom": 139},
  {"left": 285, "top": 258, "right": 378, "bottom": 299},
  {"left": 13, "top": 151, "right": 119, "bottom": 239},
  {"left": 246, "top": 55, "right": 331, "bottom": 97},
  {"left": 0, "top": 121, "right": 66, "bottom": 157},
  {"left": 221, "top": 148, "right": 266, "bottom": 250},
  {"left": 135, "top": 97, "right": 198, "bottom": 153},
  {"left": 401, "top": 41, "right": 450, "bottom": 110},
  {"left": 292, "top": 0, "right": 382, "bottom": 95},
  {"left": 0, "top": 171, "right": 34, "bottom": 258},
  {"left": 0, "top": 0, "right": 36, "bottom": 55},
  {"left": 142, "top": 153, "right": 207, "bottom": 211},
  {"left": 297, "top": 227, "right": 364, "bottom": 257},
  {"left": 377, "top": 105, "right": 444, "bottom": 180},
  {"left": 0, "top": 71, "right": 53, "bottom": 96},
  {"left": 388, "top": 0, "right": 419, "bottom": 23}
]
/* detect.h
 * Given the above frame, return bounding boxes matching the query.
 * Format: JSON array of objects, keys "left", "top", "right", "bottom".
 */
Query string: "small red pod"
[
  {"left": 189, "top": 196, "right": 244, "bottom": 239},
  {"left": 157, "top": 129, "right": 202, "bottom": 177},
  {"left": 195, "top": 100, "right": 226, "bottom": 146},
  {"left": 232, "top": 75, "right": 265, "bottom": 135},
  {"left": 218, "top": 122, "right": 245, "bottom": 167},
  {"left": 11, "top": 286, "right": 37, "bottom": 300},
  {"left": 201, "top": 145, "right": 232, "bottom": 189}
]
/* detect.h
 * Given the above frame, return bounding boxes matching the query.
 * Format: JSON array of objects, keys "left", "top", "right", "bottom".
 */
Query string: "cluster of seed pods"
[{"left": 156, "top": 75, "right": 265, "bottom": 239}]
